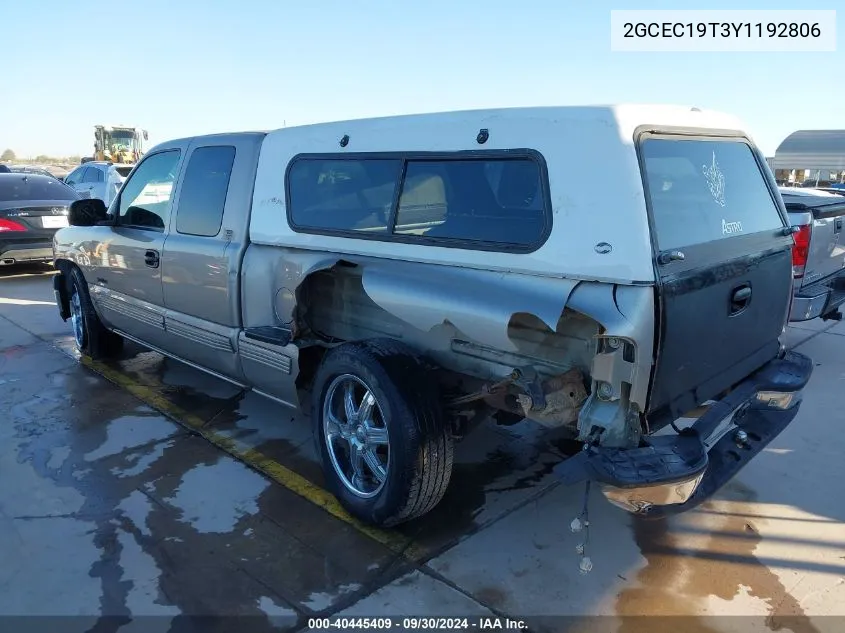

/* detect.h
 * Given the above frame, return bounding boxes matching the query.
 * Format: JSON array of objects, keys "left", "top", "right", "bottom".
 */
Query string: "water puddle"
[
  {"left": 165, "top": 459, "right": 270, "bottom": 534},
  {"left": 617, "top": 486, "right": 821, "bottom": 633}
]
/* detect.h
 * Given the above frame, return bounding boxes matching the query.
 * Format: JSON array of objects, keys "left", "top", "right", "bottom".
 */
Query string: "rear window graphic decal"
[{"left": 702, "top": 151, "right": 726, "bottom": 207}]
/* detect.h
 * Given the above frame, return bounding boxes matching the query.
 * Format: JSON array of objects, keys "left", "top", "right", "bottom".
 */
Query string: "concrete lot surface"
[{"left": 1, "top": 264, "right": 843, "bottom": 632}]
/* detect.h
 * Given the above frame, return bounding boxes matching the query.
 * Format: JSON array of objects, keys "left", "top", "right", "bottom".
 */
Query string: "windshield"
[
  {"left": 107, "top": 131, "right": 136, "bottom": 149},
  {"left": 0, "top": 175, "right": 78, "bottom": 202}
]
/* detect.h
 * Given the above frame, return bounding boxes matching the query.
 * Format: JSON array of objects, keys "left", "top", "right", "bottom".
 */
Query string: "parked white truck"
[{"left": 52, "top": 105, "right": 812, "bottom": 526}]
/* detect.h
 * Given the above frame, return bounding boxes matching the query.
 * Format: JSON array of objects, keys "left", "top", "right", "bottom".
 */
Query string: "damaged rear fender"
[
  {"left": 360, "top": 263, "right": 580, "bottom": 353},
  {"left": 566, "top": 282, "right": 655, "bottom": 445}
]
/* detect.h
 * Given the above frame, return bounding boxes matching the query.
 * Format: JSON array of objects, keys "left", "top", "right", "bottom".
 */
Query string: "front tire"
[
  {"left": 68, "top": 266, "right": 123, "bottom": 359},
  {"left": 312, "top": 339, "right": 454, "bottom": 527}
]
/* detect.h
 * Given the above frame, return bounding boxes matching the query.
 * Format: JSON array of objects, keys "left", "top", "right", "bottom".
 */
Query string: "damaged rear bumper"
[{"left": 554, "top": 350, "right": 813, "bottom": 517}]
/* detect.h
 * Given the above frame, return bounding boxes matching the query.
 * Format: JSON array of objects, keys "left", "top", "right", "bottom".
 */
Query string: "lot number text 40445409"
[{"left": 307, "top": 616, "right": 528, "bottom": 631}]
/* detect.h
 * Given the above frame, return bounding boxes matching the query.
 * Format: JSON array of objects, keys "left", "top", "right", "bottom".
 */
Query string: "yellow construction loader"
[{"left": 82, "top": 125, "right": 149, "bottom": 165}]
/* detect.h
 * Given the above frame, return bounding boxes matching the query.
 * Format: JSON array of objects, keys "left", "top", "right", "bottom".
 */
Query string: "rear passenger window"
[
  {"left": 287, "top": 154, "right": 548, "bottom": 250},
  {"left": 641, "top": 138, "right": 784, "bottom": 250},
  {"left": 175, "top": 146, "right": 236, "bottom": 237},
  {"left": 83, "top": 167, "right": 104, "bottom": 183}
]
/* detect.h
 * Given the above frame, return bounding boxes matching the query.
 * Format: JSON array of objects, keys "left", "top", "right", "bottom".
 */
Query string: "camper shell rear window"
[
  {"left": 286, "top": 151, "right": 551, "bottom": 252},
  {"left": 639, "top": 137, "right": 784, "bottom": 251}
]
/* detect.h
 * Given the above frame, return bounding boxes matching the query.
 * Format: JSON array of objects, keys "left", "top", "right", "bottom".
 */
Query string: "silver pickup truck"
[
  {"left": 780, "top": 187, "right": 845, "bottom": 322},
  {"left": 51, "top": 105, "right": 813, "bottom": 526}
]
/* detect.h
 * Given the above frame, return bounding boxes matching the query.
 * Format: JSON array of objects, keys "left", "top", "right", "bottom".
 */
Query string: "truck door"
[
  {"left": 159, "top": 134, "right": 261, "bottom": 382},
  {"left": 639, "top": 134, "right": 795, "bottom": 423},
  {"left": 91, "top": 147, "right": 185, "bottom": 348}
]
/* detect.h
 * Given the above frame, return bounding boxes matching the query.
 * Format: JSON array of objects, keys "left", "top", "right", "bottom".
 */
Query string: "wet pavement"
[{"left": 1, "top": 263, "right": 844, "bottom": 632}]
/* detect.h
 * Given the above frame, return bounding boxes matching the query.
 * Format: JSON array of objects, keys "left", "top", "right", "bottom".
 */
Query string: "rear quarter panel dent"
[{"left": 360, "top": 264, "right": 580, "bottom": 353}]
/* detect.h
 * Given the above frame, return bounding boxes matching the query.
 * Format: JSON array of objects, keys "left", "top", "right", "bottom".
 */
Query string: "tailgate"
[
  {"left": 639, "top": 134, "right": 794, "bottom": 421},
  {"left": 785, "top": 198, "right": 845, "bottom": 286}
]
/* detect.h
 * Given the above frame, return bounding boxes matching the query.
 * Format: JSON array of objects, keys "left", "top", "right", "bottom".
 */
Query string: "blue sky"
[{"left": 1, "top": 0, "right": 840, "bottom": 157}]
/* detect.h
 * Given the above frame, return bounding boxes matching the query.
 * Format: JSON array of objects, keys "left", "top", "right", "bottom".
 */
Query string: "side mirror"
[
  {"left": 69, "top": 199, "right": 109, "bottom": 226},
  {"left": 143, "top": 130, "right": 149, "bottom": 141}
]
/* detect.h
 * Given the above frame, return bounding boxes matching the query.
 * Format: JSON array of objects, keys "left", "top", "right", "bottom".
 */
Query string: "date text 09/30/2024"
[{"left": 307, "top": 617, "right": 528, "bottom": 631}]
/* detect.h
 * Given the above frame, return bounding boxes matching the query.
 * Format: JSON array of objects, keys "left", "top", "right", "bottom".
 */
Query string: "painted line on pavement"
[{"left": 81, "top": 356, "right": 428, "bottom": 562}]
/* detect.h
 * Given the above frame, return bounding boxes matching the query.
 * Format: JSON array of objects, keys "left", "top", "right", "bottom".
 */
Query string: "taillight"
[
  {"left": 0, "top": 218, "right": 27, "bottom": 232},
  {"left": 791, "top": 224, "right": 811, "bottom": 278}
]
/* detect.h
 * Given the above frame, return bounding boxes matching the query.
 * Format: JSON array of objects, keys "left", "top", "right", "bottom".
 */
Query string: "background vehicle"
[
  {"left": 0, "top": 173, "right": 78, "bottom": 266},
  {"left": 781, "top": 187, "right": 845, "bottom": 322},
  {"left": 7, "top": 165, "right": 60, "bottom": 179},
  {"left": 81, "top": 125, "right": 148, "bottom": 165},
  {"left": 64, "top": 162, "right": 133, "bottom": 206},
  {"left": 814, "top": 187, "right": 845, "bottom": 197},
  {"left": 51, "top": 106, "right": 812, "bottom": 526}
]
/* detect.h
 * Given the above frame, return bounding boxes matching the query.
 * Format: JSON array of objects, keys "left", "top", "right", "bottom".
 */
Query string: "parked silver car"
[{"left": 63, "top": 161, "right": 133, "bottom": 207}]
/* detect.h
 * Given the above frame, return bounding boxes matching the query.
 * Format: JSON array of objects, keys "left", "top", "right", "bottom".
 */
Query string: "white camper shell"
[{"left": 251, "top": 105, "right": 754, "bottom": 283}]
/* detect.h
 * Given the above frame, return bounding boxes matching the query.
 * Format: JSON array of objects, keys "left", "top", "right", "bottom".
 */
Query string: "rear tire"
[
  {"left": 312, "top": 339, "right": 454, "bottom": 527},
  {"left": 68, "top": 266, "right": 123, "bottom": 359}
]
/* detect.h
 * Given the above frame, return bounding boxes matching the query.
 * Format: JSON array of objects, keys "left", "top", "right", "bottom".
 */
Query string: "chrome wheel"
[
  {"left": 70, "top": 289, "right": 85, "bottom": 349},
  {"left": 322, "top": 374, "right": 390, "bottom": 498}
]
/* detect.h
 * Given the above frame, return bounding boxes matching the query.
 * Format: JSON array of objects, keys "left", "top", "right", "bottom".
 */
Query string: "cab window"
[
  {"left": 117, "top": 150, "right": 181, "bottom": 231},
  {"left": 175, "top": 146, "right": 236, "bottom": 237}
]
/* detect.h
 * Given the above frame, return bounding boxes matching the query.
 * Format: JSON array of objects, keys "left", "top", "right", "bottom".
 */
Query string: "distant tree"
[
  {"left": 0, "top": 149, "right": 15, "bottom": 161},
  {"left": 35, "top": 154, "right": 51, "bottom": 163}
]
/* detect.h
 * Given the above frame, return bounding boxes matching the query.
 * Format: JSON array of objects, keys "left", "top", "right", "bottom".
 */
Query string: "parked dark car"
[{"left": 0, "top": 174, "right": 79, "bottom": 266}]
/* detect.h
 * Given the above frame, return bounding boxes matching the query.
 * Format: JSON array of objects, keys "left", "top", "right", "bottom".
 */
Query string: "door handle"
[
  {"left": 658, "top": 249, "right": 686, "bottom": 264},
  {"left": 730, "top": 284, "right": 752, "bottom": 315},
  {"left": 732, "top": 287, "right": 751, "bottom": 302},
  {"left": 144, "top": 249, "right": 160, "bottom": 268},
  {"left": 835, "top": 217, "right": 843, "bottom": 233}
]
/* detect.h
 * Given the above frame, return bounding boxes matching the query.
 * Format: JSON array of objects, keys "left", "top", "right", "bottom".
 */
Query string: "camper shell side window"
[{"left": 285, "top": 150, "right": 553, "bottom": 253}]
